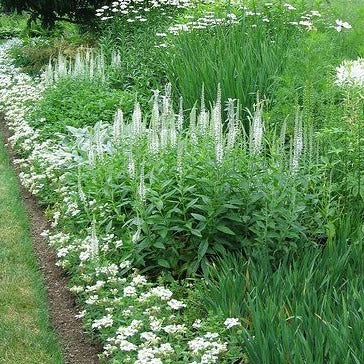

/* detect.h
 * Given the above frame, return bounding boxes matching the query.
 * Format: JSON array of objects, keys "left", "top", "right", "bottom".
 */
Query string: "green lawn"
[{"left": 0, "top": 131, "right": 64, "bottom": 364}]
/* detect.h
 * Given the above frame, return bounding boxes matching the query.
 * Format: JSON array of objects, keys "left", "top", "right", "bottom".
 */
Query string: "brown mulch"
[{"left": 0, "top": 116, "right": 102, "bottom": 364}]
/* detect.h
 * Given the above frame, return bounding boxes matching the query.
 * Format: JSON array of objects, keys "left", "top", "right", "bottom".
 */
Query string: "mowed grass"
[{"left": 0, "top": 132, "right": 64, "bottom": 364}]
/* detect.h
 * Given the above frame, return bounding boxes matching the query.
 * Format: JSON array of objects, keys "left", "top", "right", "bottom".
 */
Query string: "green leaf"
[
  {"left": 198, "top": 240, "right": 209, "bottom": 259},
  {"left": 191, "top": 228, "right": 202, "bottom": 237},
  {"left": 191, "top": 213, "right": 207, "bottom": 222},
  {"left": 157, "top": 259, "right": 170, "bottom": 268},
  {"left": 217, "top": 225, "right": 236, "bottom": 235},
  {"left": 186, "top": 198, "right": 199, "bottom": 209},
  {"left": 154, "top": 241, "right": 165, "bottom": 249}
]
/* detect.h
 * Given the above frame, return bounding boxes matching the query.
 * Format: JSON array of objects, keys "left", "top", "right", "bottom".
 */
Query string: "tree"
[{"left": 0, "top": 0, "right": 109, "bottom": 28}]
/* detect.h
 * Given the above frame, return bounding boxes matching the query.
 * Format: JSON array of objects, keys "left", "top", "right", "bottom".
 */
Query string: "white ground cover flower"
[
  {"left": 223, "top": 317, "right": 241, "bottom": 329},
  {"left": 167, "top": 298, "right": 187, "bottom": 310},
  {"left": 92, "top": 314, "right": 114, "bottom": 329},
  {"left": 162, "top": 324, "right": 187, "bottom": 334},
  {"left": 188, "top": 332, "right": 227, "bottom": 363}
]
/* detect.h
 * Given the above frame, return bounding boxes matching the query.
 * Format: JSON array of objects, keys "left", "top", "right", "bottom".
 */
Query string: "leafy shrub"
[
  {"left": 0, "top": 13, "right": 27, "bottom": 39},
  {"left": 49, "top": 89, "right": 344, "bottom": 278},
  {"left": 9, "top": 33, "right": 97, "bottom": 75}
]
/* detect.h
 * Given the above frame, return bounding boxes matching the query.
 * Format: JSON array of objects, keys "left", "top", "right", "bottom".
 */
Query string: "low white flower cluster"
[
  {"left": 154, "top": 2, "right": 352, "bottom": 47},
  {"left": 96, "top": 0, "right": 193, "bottom": 23},
  {"left": 336, "top": 58, "right": 364, "bottom": 88},
  {"left": 0, "top": 39, "right": 241, "bottom": 363}
]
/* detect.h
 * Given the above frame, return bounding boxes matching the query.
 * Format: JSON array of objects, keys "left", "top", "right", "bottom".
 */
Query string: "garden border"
[{"left": 0, "top": 115, "right": 101, "bottom": 364}]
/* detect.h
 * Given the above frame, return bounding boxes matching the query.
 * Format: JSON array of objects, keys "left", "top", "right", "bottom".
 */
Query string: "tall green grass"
[
  {"left": 202, "top": 212, "right": 364, "bottom": 363},
  {"left": 163, "top": 19, "right": 293, "bottom": 116}
]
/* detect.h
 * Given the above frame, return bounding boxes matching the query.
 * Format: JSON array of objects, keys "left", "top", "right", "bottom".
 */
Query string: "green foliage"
[
  {"left": 28, "top": 78, "right": 134, "bottom": 139},
  {"left": 98, "top": 13, "right": 170, "bottom": 103},
  {"left": 164, "top": 20, "right": 290, "bottom": 117},
  {"left": 0, "top": 13, "right": 28, "bottom": 39},
  {"left": 202, "top": 216, "right": 364, "bottom": 362},
  {"left": 0, "top": 0, "right": 109, "bottom": 28}
]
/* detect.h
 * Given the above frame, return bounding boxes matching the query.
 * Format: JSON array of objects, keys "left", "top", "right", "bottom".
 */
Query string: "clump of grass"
[
  {"left": 163, "top": 19, "right": 290, "bottom": 117},
  {"left": 202, "top": 212, "right": 364, "bottom": 363}
]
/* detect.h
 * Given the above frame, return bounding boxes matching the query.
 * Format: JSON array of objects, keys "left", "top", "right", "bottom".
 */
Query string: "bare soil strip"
[{"left": 0, "top": 116, "right": 101, "bottom": 364}]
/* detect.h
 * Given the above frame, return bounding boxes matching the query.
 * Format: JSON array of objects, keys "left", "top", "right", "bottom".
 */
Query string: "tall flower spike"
[
  {"left": 291, "top": 112, "right": 304, "bottom": 173},
  {"left": 138, "top": 165, "right": 146, "bottom": 202},
  {"left": 212, "top": 84, "right": 222, "bottom": 140},
  {"left": 111, "top": 50, "right": 121, "bottom": 67},
  {"left": 132, "top": 102, "right": 143, "bottom": 139},
  {"left": 198, "top": 88, "right": 209, "bottom": 135},
  {"left": 169, "top": 115, "right": 177, "bottom": 148},
  {"left": 160, "top": 128, "right": 169, "bottom": 149},
  {"left": 215, "top": 140, "right": 224, "bottom": 166},
  {"left": 96, "top": 123, "right": 104, "bottom": 158},
  {"left": 45, "top": 58, "right": 53, "bottom": 85},
  {"left": 149, "top": 129, "right": 160, "bottom": 155},
  {"left": 128, "top": 153, "right": 135, "bottom": 179},
  {"left": 189, "top": 103, "right": 197, "bottom": 145},
  {"left": 249, "top": 97, "right": 264, "bottom": 155},
  {"left": 89, "top": 53, "right": 94, "bottom": 79},
  {"left": 198, "top": 84, "right": 208, "bottom": 135},
  {"left": 113, "top": 109, "right": 124, "bottom": 146},
  {"left": 163, "top": 83, "right": 172, "bottom": 116},
  {"left": 74, "top": 51, "right": 82, "bottom": 76}
]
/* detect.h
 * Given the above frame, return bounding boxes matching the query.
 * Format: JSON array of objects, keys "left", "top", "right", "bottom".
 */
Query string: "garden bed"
[{"left": 0, "top": 1, "right": 363, "bottom": 363}]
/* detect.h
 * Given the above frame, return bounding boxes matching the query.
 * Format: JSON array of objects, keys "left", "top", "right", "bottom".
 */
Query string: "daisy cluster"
[
  {"left": 96, "top": 0, "right": 193, "bottom": 23},
  {"left": 335, "top": 58, "right": 364, "bottom": 88},
  {"left": 0, "top": 39, "right": 243, "bottom": 363},
  {"left": 152, "top": 1, "right": 353, "bottom": 47}
]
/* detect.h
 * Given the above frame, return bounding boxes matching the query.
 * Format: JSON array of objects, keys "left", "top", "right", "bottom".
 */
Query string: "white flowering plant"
[{"left": 0, "top": 0, "right": 362, "bottom": 358}]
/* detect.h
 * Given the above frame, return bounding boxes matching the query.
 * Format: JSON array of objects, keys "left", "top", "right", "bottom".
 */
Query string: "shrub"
[{"left": 49, "top": 89, "right": 343, "bottom": 277}]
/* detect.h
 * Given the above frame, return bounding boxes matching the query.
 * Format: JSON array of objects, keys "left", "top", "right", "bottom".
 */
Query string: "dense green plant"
[
  {"left": 201, "top": 215, "right": 364, "bottom": 363},
  {"left": 163, "top": 19, "right": 291, "bottom": 117},
  {"left": 97, "top": 13, "right": 171, "bottom": 101},
  {"left": 28, "top": 78, "right": 134, "bottom": 139},
  {"left": 42, "top": 88, "right": 349, "bottom": 278},
  {"left": 0, "top": 13, "right": 28, "bottom": 39}
]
